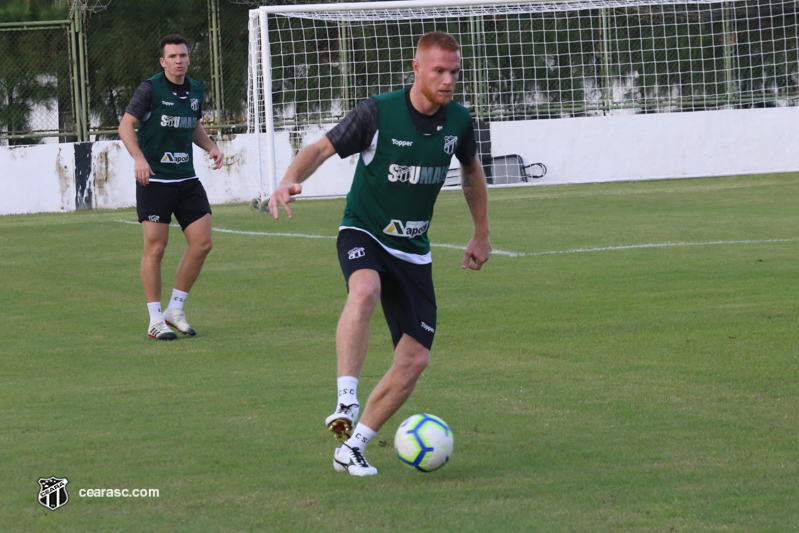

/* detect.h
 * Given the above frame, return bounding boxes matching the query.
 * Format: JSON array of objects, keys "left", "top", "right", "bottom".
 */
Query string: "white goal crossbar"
[{"left": 248, "top": 0, "right": 798, "bottom": 199}]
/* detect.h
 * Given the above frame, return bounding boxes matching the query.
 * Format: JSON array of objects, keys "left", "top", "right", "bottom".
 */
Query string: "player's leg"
[
  {"left": 137, "top": 180, "right": 177, "bottom": 340},
  {"left": 358, "top": 334, "right": 430, "bottom": 432},
  {"left": 163, "top": 213, "right": 211, "bottom": 336},
  {"left": 327, "top": 230, "right": 386, "bottom": 440},
  {"left": 335, "top": 260, "right": 435, "bottom": 475},
  {"left": 141, "top": 221, "right": 176, "bottom": 340},
  {"left": 165, "top": 181, "right": 213, "bottom": 335},
  {"left": 336, "top": 268, "right": 380, "bottom": 377},
  {"left": 334, "top": 335, "right": 429, "bottom": 477},
  {"left": 326, "top": 268, "right": 381, "bottom": 439},
  {"left": 174, "top": 213, "right": 213, "bottom": 292},
  {"left": 358, "top": 261, "right": 436, "bottom": 431}
]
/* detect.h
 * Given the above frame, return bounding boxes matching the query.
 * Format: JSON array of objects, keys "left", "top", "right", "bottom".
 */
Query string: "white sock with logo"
[
  {"left": 147, "top": 302, "right": 164, "bottom": 323},
  {"left": 167, "top": 289, "right": 188, "bottom": 310},
  {"left": 345, "top": 423, "right": 376, "bottom": 452},
  {"left": 337, "top": 376, "right": 359, "bottom": 410}
]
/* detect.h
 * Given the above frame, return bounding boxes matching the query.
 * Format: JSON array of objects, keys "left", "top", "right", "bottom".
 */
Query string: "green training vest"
[
  {"left": 136, "top": 72, "right": 203, "bottom": 181},
  {"left": 341, "top": 89, "right": 472, "bottom": 260}
]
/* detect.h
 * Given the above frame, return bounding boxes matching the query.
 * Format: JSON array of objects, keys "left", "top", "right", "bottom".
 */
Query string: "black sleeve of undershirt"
[
  {"left": 125, "top": 81, "right": 153, "bottom": 120},
  {"left": 455, "top": 119, "right": 478, "bottom": 166},
  {"left": 326, "top": 98, "right": 380, "bottom": 158}
]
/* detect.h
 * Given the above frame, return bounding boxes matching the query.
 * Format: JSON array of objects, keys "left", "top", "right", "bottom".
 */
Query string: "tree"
[{"left": 0, "top": 0, "right": 69, "bottom": 145}]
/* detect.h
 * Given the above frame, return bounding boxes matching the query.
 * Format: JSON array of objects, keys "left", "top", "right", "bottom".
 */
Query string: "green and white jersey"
[
  {"left": 339, "top": 89, "right": 473, "bottom": 264},
  {"left": 135, "top": 72, "right": 203, "bottom": 182}
]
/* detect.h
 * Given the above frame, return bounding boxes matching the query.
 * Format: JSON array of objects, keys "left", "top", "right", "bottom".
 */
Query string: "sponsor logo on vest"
[
  {"left": 191, "top": 98, "right": 199, "bottom": 111},
  {"left": 347, "top": 247, "right": 365, "bottom": 260},
  {"left": 392, "top": 138, "right": 413, "bottom": 147},
  {"left": 161, "top": 100, "right": 175, "bottom": 106},
  {"left": 443, "top": 135, "right": 458, "bottom": 155},
  {"left": 160, "top": 115, "right": 196, "bottom": 129},
  {"left": 383, "top": 219, "right": 430, "bottom": 239},
  {"left": 387, "top": 164, "right": 449, "bottom": 185},
  {"left": 160, "top": 152, "right": 190, "bottom": 164}
]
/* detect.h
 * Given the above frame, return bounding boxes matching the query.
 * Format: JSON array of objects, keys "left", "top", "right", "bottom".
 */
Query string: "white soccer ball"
[{"left": 394, "top": 413, "right": 454, "bottom": 472}]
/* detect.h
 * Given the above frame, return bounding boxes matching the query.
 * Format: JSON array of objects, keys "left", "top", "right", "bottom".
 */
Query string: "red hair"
[{"left": 417, "top": 32, "right": 459, "bottom": 54}]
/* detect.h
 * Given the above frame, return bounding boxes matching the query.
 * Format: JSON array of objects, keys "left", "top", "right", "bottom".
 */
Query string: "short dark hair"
[
  {"left": 160, "top": 34, "right": 188, "bottom": 57},
  {"left": 417, "top": 32, "right": 459, "bottom": 54}
]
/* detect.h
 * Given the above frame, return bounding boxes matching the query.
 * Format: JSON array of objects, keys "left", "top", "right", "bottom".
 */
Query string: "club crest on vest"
[{"left": 443, "top": 135, "right": 458, "bottom": 155}]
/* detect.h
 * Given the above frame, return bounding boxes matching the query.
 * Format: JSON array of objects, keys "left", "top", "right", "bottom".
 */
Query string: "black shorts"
[
  {"left": 337, "top": 229, "right": 437, "bottom": 350},
  {"left": 136, "top": 179, "right": 212, "bottom": 231}
]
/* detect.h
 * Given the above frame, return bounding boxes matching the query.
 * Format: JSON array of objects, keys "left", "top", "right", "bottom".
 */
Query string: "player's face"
[
  {"left": 160, "top": 43, "right": 190, "bottom": 83},
  {"left": 413, "top": 46, "right": 461, "bottom": 108}
]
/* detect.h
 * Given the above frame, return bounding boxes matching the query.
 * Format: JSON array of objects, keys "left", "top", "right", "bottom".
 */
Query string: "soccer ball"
[{"left": 394, "top": 414, "right": 454, "bottom": 472}]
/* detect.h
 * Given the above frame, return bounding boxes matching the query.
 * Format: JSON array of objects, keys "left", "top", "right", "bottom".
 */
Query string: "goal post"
[{"left": 248, "top": 0, "right": 798, "bottom": 198}]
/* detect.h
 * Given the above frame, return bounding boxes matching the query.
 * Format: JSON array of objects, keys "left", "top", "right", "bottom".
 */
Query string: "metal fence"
[
  {"left": 2, "top": 0, "right": 798, "bottom": 146},
  {"left": 0, "top": 20, "right": 77, "bottom": 144},
  {"left": 0, "top": 0, "right": 252, "bottom": 146}
]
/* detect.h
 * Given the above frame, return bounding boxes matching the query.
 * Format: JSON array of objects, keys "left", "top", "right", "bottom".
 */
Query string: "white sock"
[
  {"left": 345, "top": 423, "right": 376, "bottom": 452},
  {"left": 167, "top": 289, "right": 189, "bottom": 310},
  {"left": 337, "top": 376, "right": 359, "bottom": 409},
  {"left": 147, "top": 302, "right": 164, "bottom": 323}
]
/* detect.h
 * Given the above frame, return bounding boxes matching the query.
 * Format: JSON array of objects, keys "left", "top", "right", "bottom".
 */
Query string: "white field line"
[{"left": 113, "top": 220, "right": 798, "bottom": 258}]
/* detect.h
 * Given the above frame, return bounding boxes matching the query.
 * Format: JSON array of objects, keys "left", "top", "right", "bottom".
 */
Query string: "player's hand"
[
  {"left": 209, "top": 148, "right": 224, "bottom": 170},
  {"left": 268, "top": 183, "right": 303, "bottom": 220},
  {"left": 134, "top": 156, "right": 155, "bottom": 185},
  {"left": 462, "top": 235, "right": 492, "bottom": 270}
]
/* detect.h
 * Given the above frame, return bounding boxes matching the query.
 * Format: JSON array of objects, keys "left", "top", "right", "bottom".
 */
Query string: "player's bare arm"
[
  {"left": 118, "top": 112, "right": 155, "bottom": 185},
  {"left": 269, "top": 135, "right": 337, "bottom": 220},
  {"left": 460, "top": 156, "right": 491, "bottom": 270},
  {"left": 192, "top": 121, "right": 224, "bottom": 170}
]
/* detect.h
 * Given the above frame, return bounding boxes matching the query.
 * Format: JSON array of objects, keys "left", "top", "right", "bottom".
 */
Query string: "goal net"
[{"left": 248, "top": 0, "right": 798, "bottom": 196}]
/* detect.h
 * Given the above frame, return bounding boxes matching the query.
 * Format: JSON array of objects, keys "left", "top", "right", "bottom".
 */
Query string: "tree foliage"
[
  {"left": 0, "top": 1, "right": 69, "bottom": 144},
  {"left": 1, "top": 0, "right": 797, "bottom": 143},
  {"left": 85, "top": 0, "right": 251, "bottom": 136}
]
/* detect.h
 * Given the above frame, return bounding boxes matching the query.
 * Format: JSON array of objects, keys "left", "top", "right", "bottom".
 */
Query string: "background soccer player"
[{"left": 119, "top": 34, "right": 223, "bottom": 340}]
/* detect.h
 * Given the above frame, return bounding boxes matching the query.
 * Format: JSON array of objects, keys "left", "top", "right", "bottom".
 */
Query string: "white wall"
[
  {"left": 490, "top": 106, "right": 799, "bottom": 185},
  {"left": 0, "top": 134, "right": 260, "bottom": 216},
  {"left": 1, "top": 106, "right": 797, "bottom": 216},
  {"left": 1, "top": 144, "right": 76, "bottom": 215}
]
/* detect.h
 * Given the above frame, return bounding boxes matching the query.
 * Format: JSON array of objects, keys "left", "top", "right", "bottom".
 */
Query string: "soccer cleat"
[
  {"left": 333, "top": 444, "right": 378, "bottom": 476},
  {"left": 325, "top": 403, "right": 360, "bottom": 440},
  {"left": 148, "top": 320, "right": 177, "bottom": 340},
  {"left": 163, "top": 308, "right": 196, "bottom": 336}
]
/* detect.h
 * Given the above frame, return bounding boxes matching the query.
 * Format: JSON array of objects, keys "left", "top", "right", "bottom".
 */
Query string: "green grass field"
[{"left": 2, "top": 173, "right": 798, "bottom": 532}]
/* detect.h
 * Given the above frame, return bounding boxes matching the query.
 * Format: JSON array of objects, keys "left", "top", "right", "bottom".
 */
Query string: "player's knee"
[
  {"left": 144, "top": 241, "right": 167, "bottom": 261},
  {"left": 189, "top": 236, "right": 213, "bottom": 256},
  {"left": 415, "top": 349, "right": 430, "bottom": 373},
  {"left": 348, "top": 279, "right": 380, "bottom": 308},
  {"left": 402, "top": 344, "right": 429, "bottom": 376},
  {"left": 411, "top": 354, "right": 429, "bottom": 377}
]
